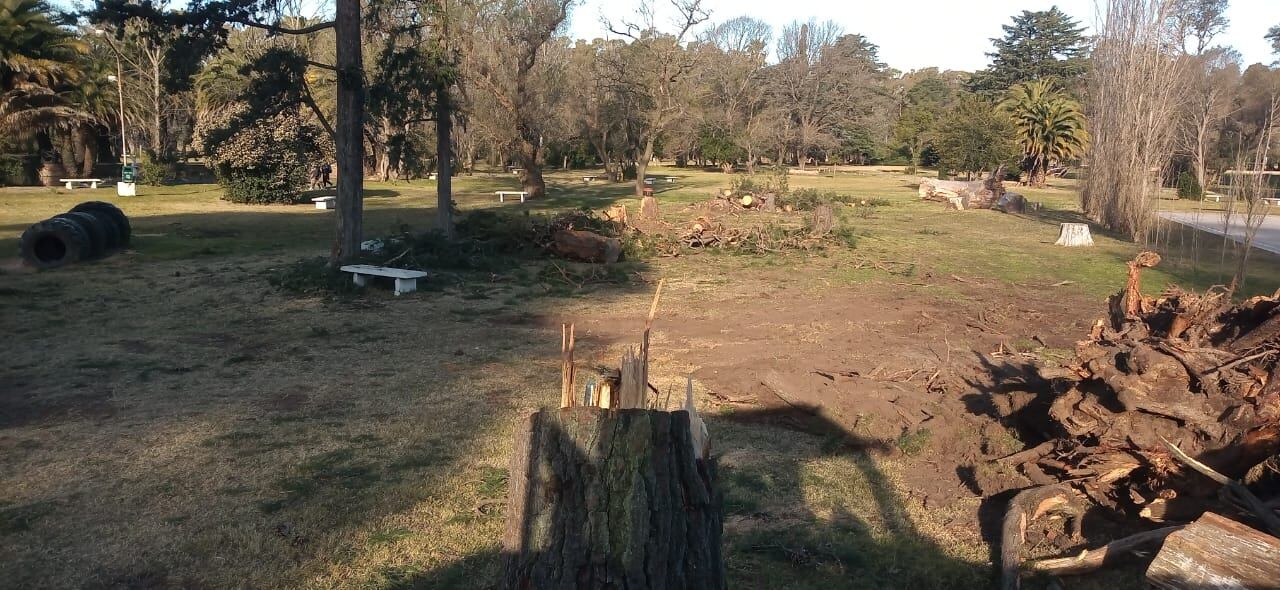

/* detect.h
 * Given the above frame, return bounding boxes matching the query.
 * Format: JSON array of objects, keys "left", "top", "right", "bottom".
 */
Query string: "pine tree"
[{"left": 969, "top": 7, "right": 1089, "bottom": 95}]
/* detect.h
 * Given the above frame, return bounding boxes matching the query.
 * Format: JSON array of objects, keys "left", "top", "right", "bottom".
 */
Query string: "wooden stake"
[
  {"left": 640, "top": 279, "right": 666, "bottom": 409},
  {"left": 560, "top": 323, "right": 576, "bottom": 408}
]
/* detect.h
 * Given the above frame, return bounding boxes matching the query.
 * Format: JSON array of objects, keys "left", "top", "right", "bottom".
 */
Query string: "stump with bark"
[
  {"left": 501, "top": 407, "right": 724, "bottom": 589},
  {"left": 502, "top": 281, "right": 725, "bottom": 589},
  {"left": 640, "top": 196, "right": 660, "bottom": 220}
]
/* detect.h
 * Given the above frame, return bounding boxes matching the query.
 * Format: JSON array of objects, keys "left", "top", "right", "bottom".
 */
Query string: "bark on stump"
[
  {"left": 502, "top": 407, "right": 725, "bottom": 590},
  {"left": 640, "top": 196, "right": 660, "bottom": 220},
  {"left": 1054, "top": 223, "right": 1094, "bottom": 247}
]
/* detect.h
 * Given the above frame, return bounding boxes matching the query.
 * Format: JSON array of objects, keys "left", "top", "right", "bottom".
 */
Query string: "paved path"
[{"left": 1159, "top": 211, "right": 1280, "bottom": 255}]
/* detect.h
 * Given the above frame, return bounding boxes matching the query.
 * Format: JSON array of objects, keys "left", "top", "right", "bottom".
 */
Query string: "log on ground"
[
  {"left": 550, "top": 229, "right": 622, "bottom": 263},
  {"left": 1146, "top": 512, "right": 1280, "bottom": 589},
  {"left": 502, "top": 407, "right": 725, "bottom": 589}
]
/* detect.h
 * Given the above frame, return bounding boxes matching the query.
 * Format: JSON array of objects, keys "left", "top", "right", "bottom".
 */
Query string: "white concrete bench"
[
  {"left": 662, "top": 176, "right": 677, "bottom": 183},
  {"left": 496, "top": 190, "right": 528, "bottom": 203},
  {"left": 509, "top": 168, "right": 524, "bottom": 175},
  {"left": 582, "top": 175, "right": 598, "bottom": 184},
  {"left": 1204, "top": 193, "right": 1222, "bottom": 202},
  {"left": 1263, "top": 197, "right": 1280, "bottom": 207},
  {"left": 340, "top": 264, "right": 428, "bottom": 296},
  {"left": 60, "top": 178, "right": 103, "bottom": 189},
  {"left": 312, "top": 196, "right": 336, "bottom": 209}
]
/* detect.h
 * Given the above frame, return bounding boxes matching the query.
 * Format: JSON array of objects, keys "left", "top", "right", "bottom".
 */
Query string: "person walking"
[{"left": 320, "top": 163, "right": 332, "bottom": 188}]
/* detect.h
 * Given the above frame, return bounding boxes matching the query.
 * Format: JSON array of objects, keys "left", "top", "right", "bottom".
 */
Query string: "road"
[{"left": 1159, "top": 211, "right": 1280, "bottom": 256}]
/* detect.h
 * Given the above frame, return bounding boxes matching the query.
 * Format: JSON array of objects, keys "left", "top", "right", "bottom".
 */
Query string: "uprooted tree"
[{"left": 996, "top": 251, "right": 1280, "bottom": 588}]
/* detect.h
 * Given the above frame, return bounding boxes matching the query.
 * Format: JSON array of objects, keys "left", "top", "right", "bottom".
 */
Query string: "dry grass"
[{"left": 0, "top": 166, "right": 1273, "bottom": 589}]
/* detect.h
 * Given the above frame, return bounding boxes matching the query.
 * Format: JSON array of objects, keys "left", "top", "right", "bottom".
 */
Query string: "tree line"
[{"left": 3, "top": 0, "right": 1280, "bottom": 258}]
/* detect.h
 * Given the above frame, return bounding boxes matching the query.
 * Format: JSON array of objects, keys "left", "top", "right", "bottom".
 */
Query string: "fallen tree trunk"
[
  {"left": 501, "top": 407, "right": 724, "bottom": 589},
  {"left": 1023, "top": 526, "right": 1182, "bottom": 576},
  {"left": 550, "top": 229, "right": 622, "bottom": 263},
  {"left": 1146, "top": 512, "right": 1280, "bottom": 589},
  {"left": 919, "top": 166, "right": 1006, "bottom": 209}
]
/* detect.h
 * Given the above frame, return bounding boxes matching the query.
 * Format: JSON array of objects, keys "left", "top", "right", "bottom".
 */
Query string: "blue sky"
[{"left": 567, "top": 0, "right": 1280, "bottom": 71}]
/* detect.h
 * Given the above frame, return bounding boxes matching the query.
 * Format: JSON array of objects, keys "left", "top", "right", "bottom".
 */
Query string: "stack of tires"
[{"left": 19, "top": 201, "right": 131, "bottom": 269}]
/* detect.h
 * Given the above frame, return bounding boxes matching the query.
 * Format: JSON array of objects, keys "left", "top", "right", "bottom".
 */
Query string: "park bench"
[
  {"left": 662, "top": 176, "right": 677, "bottom": 183},
  {"left": 496, "top": 190, "right": 528, "bottom": 203},
  {"left": 1263, "top": 197, "right": 1280, "bottom": 207},
  {"left": 509, "top": 167, "right": 524, "bottom": 175},
  {"left": 340, "top": 264, "right": 428, "bottom": 296},
  {"left": 312, "top": 196, "right": 336, "bottom": 210},
  {"left": 1204, "top": 193, "right": 1222, "bottom": 203},
  {"left": 60, "top": 178, "right": 103, "bottom": 189},
  {"left": 582, "top": 175, "right": 598, "bottom": 184}
]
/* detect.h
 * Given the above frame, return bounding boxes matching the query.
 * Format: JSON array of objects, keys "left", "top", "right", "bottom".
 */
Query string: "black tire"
[
  {"left": 53, "top": 212, "right": 106, "bottom": 259},
  {"left": 73, "top": 207, "right": 122, "bottom": 252},
  {"left": 19, "top": 217, "right": 90, "bottom": 269},
  {"left": 70, "top": 201, "right": 130, "bottom": 246}
]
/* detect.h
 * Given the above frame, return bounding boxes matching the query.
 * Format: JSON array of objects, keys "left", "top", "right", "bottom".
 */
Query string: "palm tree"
[
  {"left": 0, "top": 0, "right": 88, "bottom": 164},
  {"left": 999, "top": 79, "right": 1089, "bottom": 187}
]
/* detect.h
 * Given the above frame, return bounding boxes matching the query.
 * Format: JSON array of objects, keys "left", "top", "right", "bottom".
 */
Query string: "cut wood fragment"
[
  {"left": 1001, "top": 484, "right": 1085, "bottom": 590},
  {"left": 1023, "top": 526, "right": 1182, "bottom": 576},
  {"left": 550, "top": 229, "right": 621, "bottom": 263},
  {"left": 1146, "top": 512, "right": 1280, "bottom": 589}
]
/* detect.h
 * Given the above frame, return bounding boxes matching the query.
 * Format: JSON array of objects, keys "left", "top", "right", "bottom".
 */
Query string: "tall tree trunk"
[
  {"left": 80, "top": 127, "right": 97, "bottom": 177},
  {"left": 435, "top": 87, "right": 453, "bottom": 238},
  {"left": 333, "top": 0, "right": 364, "bottom": 264},
  {"left": 635, "top": 136, "right": 655, "bottom": 196},
  {"left": 502, "top": 408, "right": 725, "bottom": 589},
  {"left": 515, "top": 127, "right": 546, "bottom": 199}
]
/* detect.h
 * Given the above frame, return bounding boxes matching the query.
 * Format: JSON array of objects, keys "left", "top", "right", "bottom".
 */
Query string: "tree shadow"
[{"left": 399, "top": 402, "right": 993, "bottom": 589}]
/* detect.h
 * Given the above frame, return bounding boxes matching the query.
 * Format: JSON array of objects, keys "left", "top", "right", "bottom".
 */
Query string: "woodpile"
[
  {"left": 919, "top": 165, "right": 1007, "bottom": 210},
  {"left": 503, "top": 281, "right": 725, "bottom": 589},
  {"left": 999, "top": 251, "right": 1280, "bottom": 588}
]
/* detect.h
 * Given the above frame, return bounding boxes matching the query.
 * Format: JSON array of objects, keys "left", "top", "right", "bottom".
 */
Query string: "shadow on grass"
[{"left": 389, "top": 404, "right": 992, "bottom": 590}]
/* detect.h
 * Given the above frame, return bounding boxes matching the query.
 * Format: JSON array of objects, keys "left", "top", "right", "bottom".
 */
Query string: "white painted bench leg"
[
  {"left": 394, "top": 277, "right": 417, "bottom": 295},
  {"left": 353, "top": 273, "right": 368, "bottom": 287},
  {"left": 91, "top": 181, "right": 98, "bottom": 189},
  {"left": 65, "top": 182, "right": 73, "bottom": 190},
  {"left": 499, "top": 194, "right": 505, "bottom": 203},
  {"left": 521, "top": 194, "right": 526, "bottom": 203}
]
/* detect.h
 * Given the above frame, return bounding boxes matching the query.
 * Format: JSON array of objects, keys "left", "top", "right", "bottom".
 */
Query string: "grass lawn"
[{"left": 1, "top": 166, "right": 1276, "bottom": 589}]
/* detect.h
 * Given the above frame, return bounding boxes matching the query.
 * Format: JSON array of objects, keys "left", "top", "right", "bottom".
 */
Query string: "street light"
[{"left": 93, "top": 28, "right": 135, "bottom": 196}]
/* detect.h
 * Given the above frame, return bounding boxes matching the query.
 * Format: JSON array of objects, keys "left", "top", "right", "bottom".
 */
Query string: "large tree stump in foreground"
[{"left": 502, "top": 407, "right": 724, "bottom": 589}]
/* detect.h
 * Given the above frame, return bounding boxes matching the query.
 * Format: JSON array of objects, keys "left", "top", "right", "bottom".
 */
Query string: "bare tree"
[
  {"left": 604, "top": 0, "right": 709, "bottom": 196},
  {"left": 1169, "top": 0, "right": 1229, "bottom": 55},
  {"left": 461, "top": 0, "right": 574, "bottom": 200},
  {"left": 1082, "top": 0, "right": 1185, "bottom": 241},
  {"left": 1177, "top": 48, "right": 1240, "bottom": 191},
  {"left": 1221, "top": 95, "right": 1280, "bottom": 290}
]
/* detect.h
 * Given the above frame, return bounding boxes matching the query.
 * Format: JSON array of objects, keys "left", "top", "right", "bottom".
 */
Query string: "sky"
[{"left": 566, "top": 0, "right": 1280, "bottom": 71}]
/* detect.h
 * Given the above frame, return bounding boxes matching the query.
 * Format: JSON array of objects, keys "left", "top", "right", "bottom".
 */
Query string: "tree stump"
[
  {"left": 640, "top": 196, "right": 659, "bottom": 220},
  {"left": 502, "top": 407, "right": 724, "bottom": 590},
  {"left": 1054, "top": 223, "right": 1094, "bottom": 247}
]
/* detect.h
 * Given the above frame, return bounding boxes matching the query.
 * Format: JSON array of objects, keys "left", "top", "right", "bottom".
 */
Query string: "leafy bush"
[
  {"left": 137, "top": 154, "right": 179, "bottom": 185},
  {"left": 1177, "top": 171, "right": 1204, "bottom": 200},
  {"left": 195, "top": 104, "right": 332, "bottom": 204},
  {"left": 0, "top": 155, "right": 34, "bottom": 186}
]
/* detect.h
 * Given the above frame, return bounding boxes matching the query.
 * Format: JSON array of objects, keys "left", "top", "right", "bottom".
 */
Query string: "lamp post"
[{"left": 94, "top": 28, "right": 135, "bottom": 196}]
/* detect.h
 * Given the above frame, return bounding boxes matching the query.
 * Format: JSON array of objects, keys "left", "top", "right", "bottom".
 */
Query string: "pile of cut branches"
[{"left": 998, "top": 252, "right": 1280, "bottom": 588}]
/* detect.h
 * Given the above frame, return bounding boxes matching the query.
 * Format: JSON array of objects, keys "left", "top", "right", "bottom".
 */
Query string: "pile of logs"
[
  {"left": 919, "top": 165, "right": 1007, "bottom": 210},
  {"left": 502, "top": 281, "right": 725, "bottom": 588},
  {"left": 999, "top": 252, "right": 1280, "bottom": 588}
]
